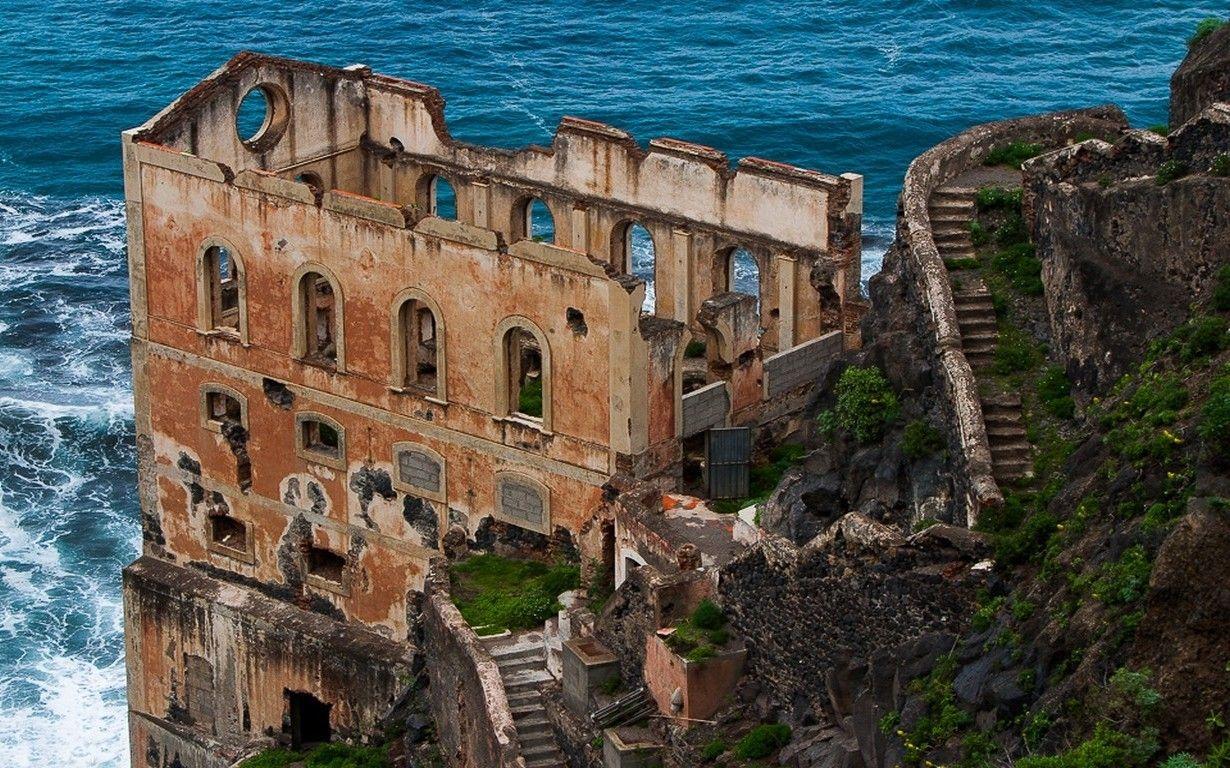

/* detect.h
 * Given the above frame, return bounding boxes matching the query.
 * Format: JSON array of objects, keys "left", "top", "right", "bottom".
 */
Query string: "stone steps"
[{"left": 483, "top": 633, "right": 567, "bottom": 768}]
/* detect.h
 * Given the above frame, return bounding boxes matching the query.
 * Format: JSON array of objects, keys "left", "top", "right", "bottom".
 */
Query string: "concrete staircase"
[
  {"left": 929, "top": 183, "right": 1032, "bottom": 485},
  {"left": 484, "top": 631, "right": 567, "bottom": 768}
]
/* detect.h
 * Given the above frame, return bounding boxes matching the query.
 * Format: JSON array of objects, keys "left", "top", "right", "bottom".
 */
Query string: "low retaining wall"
[
  {"left": 421, "top": 559, "right": 525, "bottom": 768},
  {"left": 898, "top": 105, "right": 1128, "bottom": 524}
]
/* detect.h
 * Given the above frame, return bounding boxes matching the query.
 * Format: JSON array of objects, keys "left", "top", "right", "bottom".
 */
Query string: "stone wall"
[
  {"left": 718, "top": 515, "right": 988, "bottom": 713},
  {"left": 420, "top": 560, "right": 525, "bottom": 768},
  {"left": 897, "top": 106, "right": 1128, "bottom": 524},
  {"left": 1024, "top": 105, "right": 1230, "bottom": 392}
]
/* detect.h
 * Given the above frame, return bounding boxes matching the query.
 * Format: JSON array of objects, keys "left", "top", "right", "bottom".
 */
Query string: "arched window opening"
[
  {"left": 298, "top": 272, "right": 338, "bottom": 365},
  {"left": 613, "top": 222, "right": 656, "bottom": 313},
  {"left": 295, "top": 171, "right": 324, "bottom": 191},
  {"left": 398, "top": 299, "right": 438, "bottom": 392},
  {"left": 728, "top": 247, "right": 761, "bottom": 309},
  {"left": 295, "top": 412, "right": 345, "bottom": 470},
  {"left": 205, "top": 245, "right": 241, "bottom": 332},
  {"left": 515, "top": 197, "right": 555, "bottom": 244},
  {"left": 428, "top": 175, "right": 457, "bottom": 220},
  {"left": 505, "top": 327, "right": 544, "bottom": 420}
]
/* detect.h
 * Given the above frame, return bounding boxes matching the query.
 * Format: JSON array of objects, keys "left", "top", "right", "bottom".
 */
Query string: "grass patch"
[
  {"left": 991, "top": 242, "right": 1043, "bottom": 295},
  {"left": 450, "top": 554, "right": 579, "bottom": 633},
  {"left": 903, "top": 419, "right": 945, "bottom": 459},
  {"left": 1156, "top": 160, "right": 1190, "bottom": 186},
  {"left": 664, "top": 599, "right": 731, "bottom": 662},
  {"left": 1200, "top": 365, "right": 1230, "bottom": 460},
  {"left": 975, "top": 186, "right": 1023, "bottom": 211},
  {"left": 700, "top": 738, "right": 727, "bottom": 762},
  {"left": 993, "top": 324, "right": 1041, "bottom": 375},
  {"left": 732, "top": 724, "right": 792, "bottom": 760},
  {"left": 969, "top": 220, "right": 990, "bottom": 247},
  {"left": 1015, "top": 723, "right": 1155, "bottom": 768},
  {"left": 517, "top": 378, "right": 543, "bottom": 417},
  {"left": 903, "top": 654, "right": 973, "bottom": 765},
  {"left": 1190, "top": 17, "right": 1229, "bottom": 47},
  {"left": 984, "top": 142, "right": 1042, "bottom": 168},
  {"left": 1148, "top": 124, "right": 1170, "bottom": 137},
  {"left": 1038, "top": 365, "right": 1075, "bottom": 419},
  {"left": 239, "top": 744, "right": 390, "bottom": 768},
  {"left": 1214, "top": 265, "right": 1230, "bottom": 311}
]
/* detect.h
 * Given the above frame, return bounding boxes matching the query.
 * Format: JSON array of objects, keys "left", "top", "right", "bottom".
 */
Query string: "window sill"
[
  {"left": 207, "top": 541, "right": 255, "bottom": 565},
  {"left": 197, "top": 328, "right": 248, "bottom": 347},
  {"left": 296, "top": 448, "right": 347, "bottom": 472},
  {"left": 305, "top": 573, "right": 350, "bottom": 597},
  {"left": 388, "top": 386, "right": 448, "bottom": 406},
  {"left": 493, "top": 414, "right": 552, "bottom": 436},
  {"left": 296, "top": 356, "right": 343, "bottom": 374}
]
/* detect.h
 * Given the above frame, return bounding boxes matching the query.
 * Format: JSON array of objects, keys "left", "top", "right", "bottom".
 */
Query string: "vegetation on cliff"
[{"left": 449, "top": 553, "right": 578, "bottom": 632}]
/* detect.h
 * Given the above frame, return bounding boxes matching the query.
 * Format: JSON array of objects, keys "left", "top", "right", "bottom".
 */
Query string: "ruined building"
[{"left": 121, "top": 52, "right": 863, "bottom": 766}]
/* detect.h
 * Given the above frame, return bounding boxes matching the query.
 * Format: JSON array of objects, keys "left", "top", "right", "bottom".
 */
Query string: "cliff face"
[
  {"left": 1171, "top": 23, "right": 1230, "bottom": 127},
  {"left": 1026, "top": 108, "right": 1230, "bottom": 393}
]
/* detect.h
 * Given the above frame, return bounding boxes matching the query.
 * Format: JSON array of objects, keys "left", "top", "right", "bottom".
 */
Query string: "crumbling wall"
[
  {"left": 1024, "top": 106, "right": 1230, "bottom": 392},
  {"left": 718, "top": 516, "right": 988, "bottom": 713},
  {"left": 420, "top": 560, "right": 524, "bottom": 768},
  {"left": 123, "top": 557, "right": 413, "bottom": 754}
]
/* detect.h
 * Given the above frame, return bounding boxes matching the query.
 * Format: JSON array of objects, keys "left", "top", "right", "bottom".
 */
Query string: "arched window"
[
  {"left": 196, "top": 241, "right": 246, "bottom": 339},
  {"left": 292, "top": 265, "right": 344, "bottom": 370},
  {"left": 295, "top": 412, "right": 346, "bottom": 470},
  {"left": 613, "top": 222, "right": 656, "bottom": 313},
  {"left": 495, "top": 317, "right": 552, "bottom": 430},
  {"left": 425, "top": 174, "right": 457, "bottom": 220},
  {"left": 295, "top": 171, "right": 324, "bottom": 191},
  {"left": 390, "top": 289, "right": 446, "bottom": 400},
  {"left": 513, "top": 197, "right": 555, "bottom": 244}
]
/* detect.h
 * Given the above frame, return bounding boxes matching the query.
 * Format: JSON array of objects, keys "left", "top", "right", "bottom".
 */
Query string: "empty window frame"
[
  {"left": 305, "top": 545, "right": 348, "bottom": 594},
  {"left": 498, "top": 322, "right": 550, "bottom": 426},
  {"left": 295, "top": 412, "right": 345, "bottom": 470},
  {"left": 513, "top": 197, "right": 555, "bottom": 244},
  {"left": 612, "top": 221, "right": 656, "bottom": 313},
  {"left": 424, "top": 174, "right": 457, "bottom": 220},
  {"left": 292, "top": 265, "right": 344, "bottom": 370},
  {"left": 196, "top": 241, "right": 246, "bottom": 339},
  {"left": 208, "top": 514, "right": 251, "bottom": 561},
  {"left": 390, "top": 290, "right": 445, "bottom": 399}
]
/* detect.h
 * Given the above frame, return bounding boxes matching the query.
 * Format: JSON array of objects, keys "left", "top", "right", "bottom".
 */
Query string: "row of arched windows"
[{"left": 198, "top": 244, "right": 553, "bottom": 426}]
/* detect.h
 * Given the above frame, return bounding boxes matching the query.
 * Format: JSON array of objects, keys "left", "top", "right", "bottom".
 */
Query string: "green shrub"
[
  {"left": 831, "top": 366, "right": 900, "bottom": 442},
  {"left": 1093, "top": 546, "right": 1152, "bottom": 606},
  {"left": 1211, "top": 154, "right": 1230, "bottom": 178},
  {"left": 732, "top": 724, "right": 792, "bottom": 760},
  {"left": 902, "top": 419, "right": 945, "bottom": 459},
  {"left": 1160, "top": 755, "right": 1202, "bottom": 768},
  {"left": 239, "top": 750, "right": 302, "bottom": 768},
  {"left": 684, "top": 339, "right": 706, "bottom": 358},
  {"left": 517, "top": 377, "right": 543, "bottom": 417},
  {"left": 1214, "top": 265, "right": 1230, "bottom": 311},
  {"left": 984, "top": 143, "right": 1043, "bottom": 168},
  {"left": 1148, "top": 124, "right": 1170, "bottom": 137},
  {"left": 1201, "top": 369, "right": 1230, "bottom": 459},
  {"left": 1190, "top": 17, "right": 1229, "bottom": 47},
  {"left": 1173, "top": 315, "right": 1229, "bottom": 361},
  {"left": 1038, "top": 366, "right": 1075, "bottom": 419},
  {"left": 450, "top": 555, "right": 580, "bottom": 632},
  {"left": 700, "top": 739, "right": 726, "bottom": 762},
  {"left": 1208, "top": 739, "right": 1230, "bottom": 768},
  {"left": 971, "top": 595, "right": 1005, "bottom": 632},
  {"left": 240, "top": 744, "right": 391, "bottom": 768},
  {"left": 969, "top": 220, "right": 990, "bottom": 247},
  {"left": 992, "top": 242, "right": 1043, "bottom": 294},
  {"left": 975, "top": 186, "right": 1024, "bottom": 211},
  {"left": 996, "top": 510, "right": 1059, "bottom": 565},
  {"left": 692, "top": 599, "right": 726, "bottom": 631},
  {"left": 903, "top": 654, "right": 973, "bottom": 764},
  {"left": 878, "top": 710, "right": 901, "bottom": 734},
  {"left": 994, "top": 213, "right": 1029, "bottom": 247},
  {"left": 1109, "top": 667, "right": 1161, "bottom": 712},
  {"left": 1015, "top": 723, "right": 1155, "bottom": 768},
  {"left": 993, "top": 325, "right": 1041, "bottom": 376},
  {"left": 1156, "top": 160, "right": 1190, "bottom": 186}
]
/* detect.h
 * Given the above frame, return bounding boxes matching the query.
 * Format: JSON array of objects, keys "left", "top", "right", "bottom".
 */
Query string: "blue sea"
[{"left": 0, "top": 1, "right": 1217, "bottom": 764}]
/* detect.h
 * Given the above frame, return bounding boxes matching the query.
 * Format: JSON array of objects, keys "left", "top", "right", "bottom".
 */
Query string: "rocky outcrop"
[
  {"left": 1025, "top": 107, "right": 1230, "bottom": 392},
  {"left": 718, "top": 514, "right": 989, "bottom": 718},
  {"left": 1171, "top": 22, "right": 1230, "bottom": 128}
]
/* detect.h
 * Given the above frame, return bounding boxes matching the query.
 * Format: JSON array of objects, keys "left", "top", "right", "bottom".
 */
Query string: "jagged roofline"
[{"left": 133, "top": 51, "right": 852, "bottom": 192}]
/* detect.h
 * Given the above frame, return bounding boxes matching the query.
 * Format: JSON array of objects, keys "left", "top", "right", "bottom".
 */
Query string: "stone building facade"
[{"left": 121, "top": 52, "right": 862, "bottom": 765}]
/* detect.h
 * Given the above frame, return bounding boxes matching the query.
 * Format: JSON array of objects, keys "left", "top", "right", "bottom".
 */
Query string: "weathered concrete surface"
[{"left": 124, "top": 557, "right": 413, "bottom": 757}]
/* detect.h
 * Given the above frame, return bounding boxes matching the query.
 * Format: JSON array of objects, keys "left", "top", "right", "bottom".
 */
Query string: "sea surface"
[{"left": 0, "top": 1, "right": 1217, "bottom": 764}]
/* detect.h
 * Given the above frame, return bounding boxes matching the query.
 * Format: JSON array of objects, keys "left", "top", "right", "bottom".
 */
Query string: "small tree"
[{"left": 824, "top": 366, "right": 900, "bottom": 443}]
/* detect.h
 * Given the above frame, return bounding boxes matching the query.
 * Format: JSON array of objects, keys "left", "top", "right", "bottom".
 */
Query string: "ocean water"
[{"left": 0, "top": 1, "right": 1218, "bottom": 765}]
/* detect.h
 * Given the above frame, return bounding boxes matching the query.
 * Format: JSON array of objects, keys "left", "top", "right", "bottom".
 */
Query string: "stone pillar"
[
  {"left": 670, "top": 228, "right": 693, "bottom": 324},
  {"left": 469, "top": 181, "right": 490, "bottom": 229},
  {"left": 775, "top": 252, "right": 797, "bottom": 350},
  {"left": 571, "top": 204, "right": 589, "bottom": 253}
]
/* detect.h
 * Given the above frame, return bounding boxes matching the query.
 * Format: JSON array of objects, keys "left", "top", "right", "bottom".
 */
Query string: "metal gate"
[{"left": 705, "top": 427, "right": 751, "bottom": 500}]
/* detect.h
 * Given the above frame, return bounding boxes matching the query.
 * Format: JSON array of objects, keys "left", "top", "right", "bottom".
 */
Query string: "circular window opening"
[{"left": 235, "top": 85, "right": 290, "bottom": 151}]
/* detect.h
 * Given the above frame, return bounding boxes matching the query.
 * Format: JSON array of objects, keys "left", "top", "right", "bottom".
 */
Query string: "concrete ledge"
[
  {"left": 508, "top": 239, "right": 608, "bottom": 277},
  {"left": 132, "top": 141, "right": 232, "bottom": 183},
  {"left": 415, "top": 216, "right": 502, "bottom": 250},
  {"left": 235, "top": 168, "right": 317, "bottom": 205},
  {"left": 323, "top": 190, "right": 409, "bottom": 228}
]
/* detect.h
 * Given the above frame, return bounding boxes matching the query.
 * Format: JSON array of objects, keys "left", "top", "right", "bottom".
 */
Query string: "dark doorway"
[
  {"left": 285, "top": 690, "right": 331, "bottom": 748},
  {"left": 705, "top": 427, "right": 752, "bottom": 499},
  {"left": 599, "top": 520, "right": 616, "bottom": 597}
]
